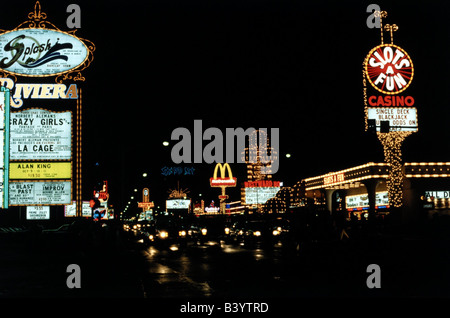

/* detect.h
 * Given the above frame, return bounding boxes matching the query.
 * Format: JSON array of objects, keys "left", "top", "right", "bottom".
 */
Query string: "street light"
[
  {"left": 162, "top": 141, "right": 169, "bottom": 146},
  {"left": 286, "top": 153, "right": 291, "bottom": 158},
  {"left": 143, "top": 172, "right": 148, "bottom": 177}
]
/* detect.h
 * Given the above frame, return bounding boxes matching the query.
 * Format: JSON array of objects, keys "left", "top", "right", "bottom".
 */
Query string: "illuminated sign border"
[{"left": 304, "top": 162, "right": 390, "bottom": 191}]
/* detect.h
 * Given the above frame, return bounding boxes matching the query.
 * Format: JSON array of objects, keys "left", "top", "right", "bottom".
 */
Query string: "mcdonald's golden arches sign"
[{"left": 210, "top": 163, "right": 237, "bottom": 187}]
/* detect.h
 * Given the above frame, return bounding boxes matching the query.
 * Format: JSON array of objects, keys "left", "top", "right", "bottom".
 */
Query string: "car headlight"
[
  {"left": 159, "top": 231, "right": 168, "bottom": 239},
  {"left": 272, "top": 230, "right": 280, "bottom": 236},
  {"left": 253, "top": 231, "right": 261, "bottom": 237},
  {"left": 179, "top": 230, "right": 186, "bottom": 237},
  {"left": 224, "top": 227, "right": 230, "bottom": 235},
  {"left": 201, "top": 228, "right": 207, "bottom": 236}
]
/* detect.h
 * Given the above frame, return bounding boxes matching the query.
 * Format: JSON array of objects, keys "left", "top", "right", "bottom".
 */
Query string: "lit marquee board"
[
  {"left": 10, "top": 161, "right": 71, "bottom": 179},
  {"left": 9, "top": 181, "right": 71, "bottom": 206},
  {"left": 243, "top": 181, "right": 281, "bottom": 205},
  {"left": 367, "top": 107, "right": 417, "bottom": 132},
  {"left": 10, "top": 109, "right": 72, "bottom": 160},
  {"left": 346, "top": 192, "right": 389, "bottom": 211},
  {"left": 166, "top": 199, "right": 191, "bottom": 209},
  {"left": 425, "top": 191, "right": 450, "bottom": 199},
  {"left": 64, "top": 201, "right": 91, "bottom": 217},
  {"left": 26, "top": 206, "right": 50, "bottom": 220}
]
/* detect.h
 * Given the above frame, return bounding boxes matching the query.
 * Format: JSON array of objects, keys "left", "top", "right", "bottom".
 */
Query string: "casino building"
[{"left": 302, "top": 162, "right": 450, "bottom": 223}]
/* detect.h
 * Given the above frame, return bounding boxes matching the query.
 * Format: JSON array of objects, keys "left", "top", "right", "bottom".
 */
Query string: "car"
[
  {"left": 270, "top": 218, "right": 291, "bottom": 242},
  {"left": 139, "top": 221, "right": 156, "bottom": 244},
  {"left": 223, "top": 220, "right": 246, "bottom": 244},
  {"left": 188, "top": 216, "right": 225, "bottom": 245},
  {"left": 241, "top": 220, "right": 271, "bottom": 246},
  {"left": 41, "top": 223, "right": 77, "bottom": 247},
  {"left": 235, "top": 218, "right": 292, "bottom": 247},
  {"left": 42, "top": 223, "right": 72, "bottom": 235},
  {"left": 151, "top": 215, "right": 188, "bottom": 247}
]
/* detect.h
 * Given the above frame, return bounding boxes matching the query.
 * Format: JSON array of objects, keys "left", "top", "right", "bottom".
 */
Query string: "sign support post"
[
  {"left": 0, "top": 2, "right": 95, "bottom": 218},
  {"left": 363, "top": 9, "right": 416, "bottom": 209},
  {"left": 210, "top": 163, "right": 237, "bottom": 214}
]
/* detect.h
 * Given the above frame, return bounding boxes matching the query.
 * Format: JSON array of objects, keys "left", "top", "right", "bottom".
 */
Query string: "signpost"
[
  {"left": 210, "top": 163, "right": 236, "bottom": 214},
  {"left": 0, "top": 2, "right": 95, "bottom": 218},
  {"left": 363, "top": 9, "right": 416, "bottom": 208},
  {"left": 0, "top": 88, "right": 10, "bottom": 209},
  {"left": 138, "top": 188, "right": 154, "bottom": 220}
]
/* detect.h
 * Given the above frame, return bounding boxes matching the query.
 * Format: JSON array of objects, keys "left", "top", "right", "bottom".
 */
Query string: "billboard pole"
[
  {"left": 210, "top": 163, "right": 237, "bottom": 214},
  {"left": 76, "top": 89, "right": 82, "bottom": 217},
  {"left": 378, "top": 131, "right": 412, "bottom": 207},
  {"left": 363, "top": 9, "right": 416, "bottom": 209}
]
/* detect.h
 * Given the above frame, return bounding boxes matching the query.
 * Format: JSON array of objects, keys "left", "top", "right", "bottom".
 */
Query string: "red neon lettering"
[{"left": 368, "top": 95, "right": 415, "bottom": 107}]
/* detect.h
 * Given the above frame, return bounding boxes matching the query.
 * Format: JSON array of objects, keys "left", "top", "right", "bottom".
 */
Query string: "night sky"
[{"left": 1, "top": 0, "right": 449, "bottom": 214}]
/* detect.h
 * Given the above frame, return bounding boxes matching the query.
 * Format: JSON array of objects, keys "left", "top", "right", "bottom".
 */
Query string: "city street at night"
[
  {"left": 1, "top": 0, "right": 450, "bottom": 308},
  {"left": 2, "top": 221, "right": 450, "bottom": 304}
]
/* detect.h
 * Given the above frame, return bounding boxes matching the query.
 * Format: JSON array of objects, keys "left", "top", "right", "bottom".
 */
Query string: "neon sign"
[
  {"left": 0, "top": 28, "right": 89, "bottom": 77},
  {"left": 210, "top": 163, "right": 237, "bottom": 187},
  {"left": 323, "top": 173, "right": 345, "bottom": 186},
  {"left": 210, "top": 163, "right": 236, "bottom": 213},
  {"left": 161, "top": 166, "right": 195, "bottom": 176},
  {"left": 244, "top": 180, "right": 281, "bottom": 188},
  {"left": 368, "top": 95, "right": 414, "bottom": 107},
  {"left": 365, "top": 44, "right": 413, "bottom": 95}
]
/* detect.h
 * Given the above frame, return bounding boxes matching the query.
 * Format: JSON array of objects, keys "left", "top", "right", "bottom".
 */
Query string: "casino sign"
[
  {"left": 364, "top": 44, "right": 413, "bottom": 95},
  {"left": 0, "top": 1, "right": 95, "bottom": 80}
]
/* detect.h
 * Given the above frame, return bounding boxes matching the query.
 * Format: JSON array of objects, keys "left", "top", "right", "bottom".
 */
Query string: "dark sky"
[{"left": 1, "top": 0, "right": 450, "bottom": 214}]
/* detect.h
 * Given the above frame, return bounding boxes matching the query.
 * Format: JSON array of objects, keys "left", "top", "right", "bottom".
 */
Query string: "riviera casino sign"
[{"left": 0, "top": 28, "right": 89, "bottom": 77}]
